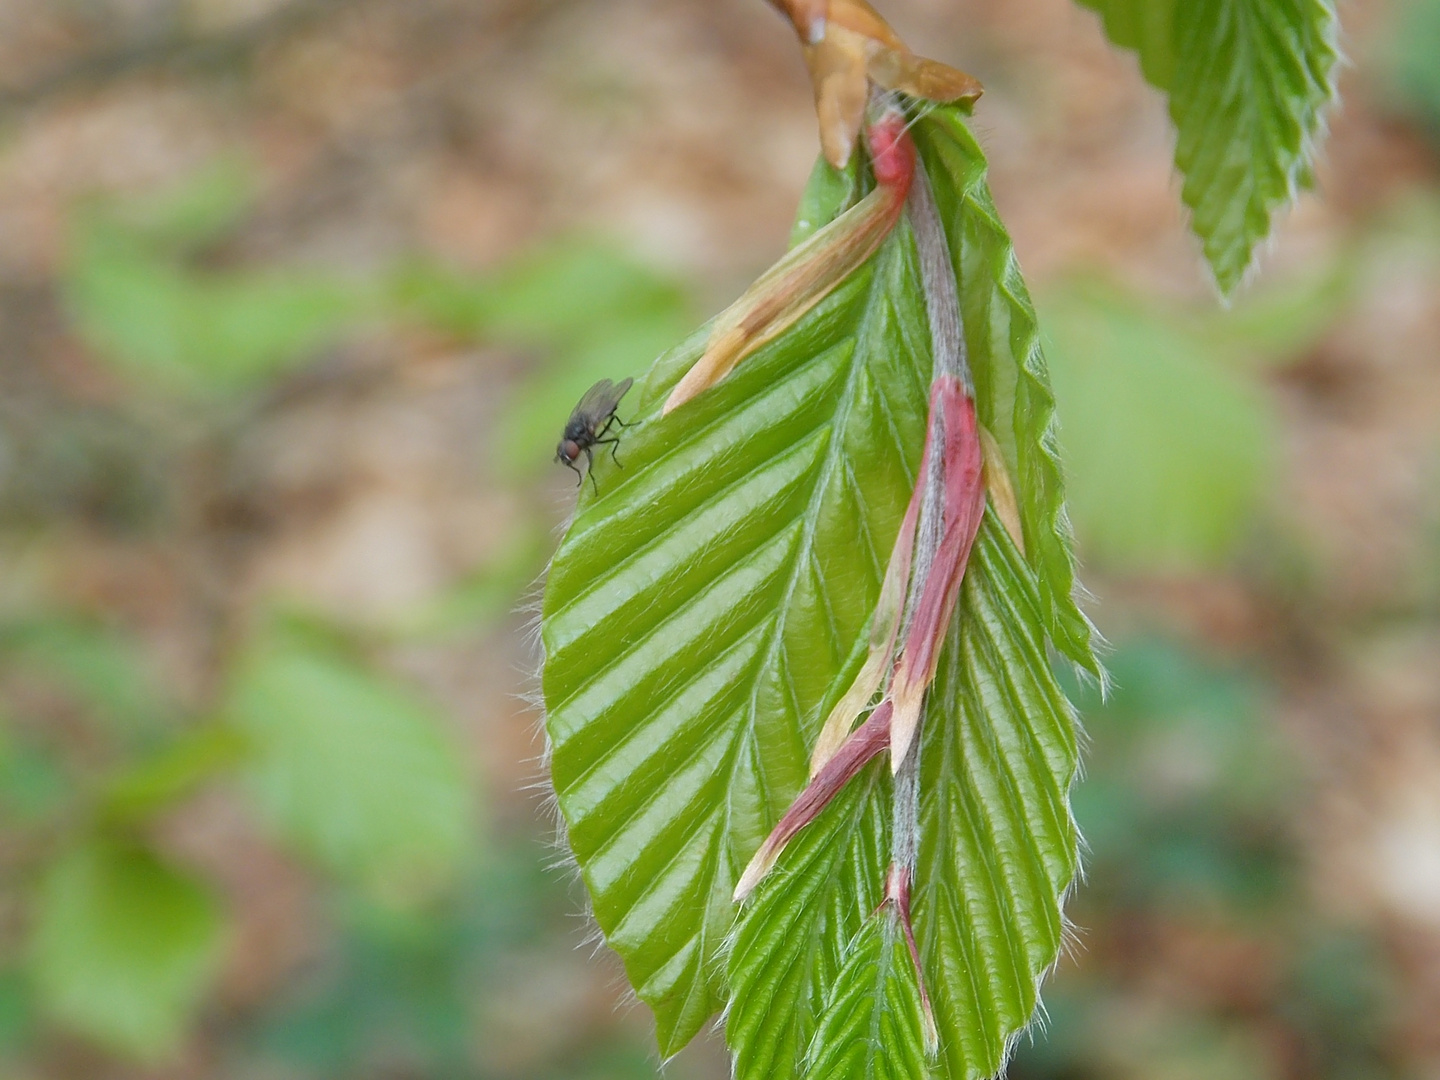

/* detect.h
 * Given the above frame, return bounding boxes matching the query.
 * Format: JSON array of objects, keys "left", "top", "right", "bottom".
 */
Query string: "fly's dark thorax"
[{"left": 563, "top": 416, "right": 596, "bottom": 445}]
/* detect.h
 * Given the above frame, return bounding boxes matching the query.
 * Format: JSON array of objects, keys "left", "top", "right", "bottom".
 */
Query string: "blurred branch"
[
  {"left": 0, "top": 0, "right": 359, "bottom": 112},
  {"left": 0, "top": 0, "right": 580, "bottom": 114}
]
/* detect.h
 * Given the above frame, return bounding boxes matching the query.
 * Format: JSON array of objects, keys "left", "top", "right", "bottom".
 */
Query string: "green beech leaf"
[
  {"left": 542, "top": 106, "right": 1086, "bottom": 1068},
  {"left": 909, "top": 110, "right": 1099, "bottom": 675},
  {"left": 1074, "top": 0, "right": 1179, "bottom": 88},
  {"left": 802, "top": 908, "right": 931, "bottom": 1080},
  {"left": 543, "top": 225, "right": 929, "bottom": 1053},
  {"left": 30, "top": 840, "right": 226, "bottom": 1060},
  {"left": 1076, "top": 0, "right": 1340, "bottom": 294}
]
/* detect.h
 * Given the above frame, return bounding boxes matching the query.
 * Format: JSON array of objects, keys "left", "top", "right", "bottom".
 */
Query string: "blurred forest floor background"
[{"left": 0, "top": 0, "right": 1438, "bottom": 1078}]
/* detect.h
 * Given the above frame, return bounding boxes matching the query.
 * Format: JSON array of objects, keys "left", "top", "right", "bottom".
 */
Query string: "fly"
[{"left": 555, "top": 377, "right": 634, "bottom": 494}]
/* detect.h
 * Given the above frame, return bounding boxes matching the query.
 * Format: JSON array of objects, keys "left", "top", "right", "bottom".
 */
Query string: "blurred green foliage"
[
  {"left": 0, "top": 723, "right": 69, "bottom": 822},
  {"left": 1010, "top": 639, "right": 1400, "bottom": 1080},
  {"left": 256, "top": 890, "right": 488, "bottom": 1075},
  {"left": 30, "top": 840, "right": 227, "bottom": 1060},
  {"left": 1386, "top": 0, "right": 1440, "bottom": 140},
  {"left": 66, "top": 161, "right": 369, "bottom": 396},
  {"left": 249, "top": 853, "right": 667, "bottom": 1080},
  {"left": 0, "top": 150, "right": 1415, "bottom": 1078},
  {"left": 69, "top": 217, "right": 365, "bottom": 394},
  {"left": 101, "top": 724, "right": 249, "bottom": 823},
  {"left": 66, "top": 157, "right": 689, "bottom": 458},
  {"left": 1040, "top": 250, "right": 1365, "bottom": 572},
  {"left": 1044, "top": 282, "right": 1278, "bottom": 569},
  {"left": 228, "top": 624, "right": 476, "bottom": 899},
  {"left": 390, "top": 240, "right": 691, "bottom": 475},
  {"left": 0, "top": 156, "right": 695, "bottom": 1072},
  {"left": 0, "top": 617, "right": 172, "bottom": 736},
  {"left": 1065, "top": 639, "right": 1292, "bottom": 912}
]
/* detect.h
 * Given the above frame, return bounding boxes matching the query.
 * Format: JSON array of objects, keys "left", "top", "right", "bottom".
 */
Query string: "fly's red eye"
[{"left": 563, "top": 440, "right": 580, "bottom": 461}]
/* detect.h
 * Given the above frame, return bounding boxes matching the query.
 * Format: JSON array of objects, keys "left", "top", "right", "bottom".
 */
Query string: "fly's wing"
[{"left": 573, "top": 377, "right": 634, "bottom": 431}]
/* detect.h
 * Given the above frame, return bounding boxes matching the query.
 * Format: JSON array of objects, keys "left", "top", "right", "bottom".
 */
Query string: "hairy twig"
[{"left": 892, "top": 151, "right": 967, "bottom": 862}]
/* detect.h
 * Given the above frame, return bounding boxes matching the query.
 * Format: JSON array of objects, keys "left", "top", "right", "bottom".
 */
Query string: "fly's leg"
[
  {"left": 596, "top": 414, "right": 631, "bottom": 440},
  {"left": 595, "top": 436, "right": 623, "bottom": 468},
  {"left": 563, "top": 457, "right": 583, "bottom": 486},
  {"left": 583, "top": 446, "right": 600, "bottom": 497}
]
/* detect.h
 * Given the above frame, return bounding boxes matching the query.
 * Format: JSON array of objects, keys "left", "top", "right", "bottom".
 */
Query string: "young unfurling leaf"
[
  {"left": 734, "top": 701, "right": 891, "bottom": 903},
  {"left": 808, "top": 433, "right": 925, "bottom": 776}
]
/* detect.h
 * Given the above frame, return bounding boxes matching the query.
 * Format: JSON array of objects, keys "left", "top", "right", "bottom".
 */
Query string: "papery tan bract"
[
  {"left": 663, "top": 109, "right": 915, "bottom": 415},
  {"left": 806, "top": 35, "right": 870, "bottom": 171},
  {"left": 979, "top": 423, "right": 1025, "bottom": 555},
  {"left": 769, "top": 0, "right": 828, "bottom": 42},
  {"left": 772, "top": 0, "right": 983, "bottom": 169}
]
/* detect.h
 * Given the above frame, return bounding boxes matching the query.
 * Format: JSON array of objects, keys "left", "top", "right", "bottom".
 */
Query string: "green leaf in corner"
[
  {"left": 1075, "top": 0, "right": 1179, "bottom": 88},
  {"left": 227, "top": 634, "right": 474, "bottom": 900},
  {"left": 30, "top": 840, "right": 226, "bottom": 1060},
  {"left": 910, "top": 108, "right": 1100, "bottom": 675},
  {"left": 1076, "top": 0, "right": 1340, "bottom": 294},
  {"left": 802, "top": 908, "right": 932, "bottom": 1080}
]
